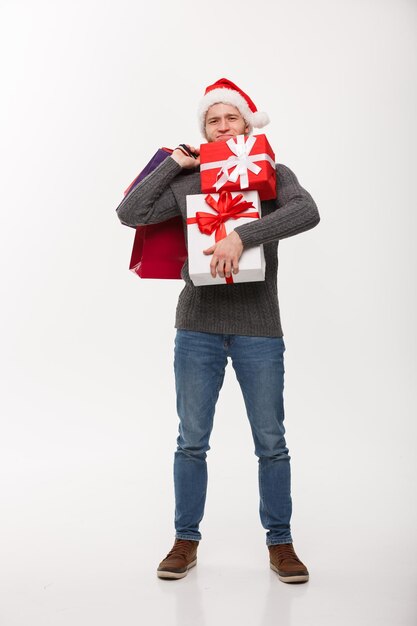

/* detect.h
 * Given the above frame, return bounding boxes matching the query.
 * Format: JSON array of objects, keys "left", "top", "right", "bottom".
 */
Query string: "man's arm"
[
  {"left": 203, "top": 163, "right": 320, "bottom": 279},
  {"left": 233, "top": 163, "right": 320, "bottom": 248},
  {"left": 115, "top": 146, "right": 200, "bottom": 228}
]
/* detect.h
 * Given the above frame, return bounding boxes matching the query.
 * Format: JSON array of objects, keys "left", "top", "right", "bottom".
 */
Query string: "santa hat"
[{"left": 198, "top": 77, "right": 270, "bottom": 137}]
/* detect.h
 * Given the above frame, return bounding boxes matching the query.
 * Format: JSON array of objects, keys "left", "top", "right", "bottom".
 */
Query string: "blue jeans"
[{"left": 173, "top": 330, "right": 292, "bottom": 546}]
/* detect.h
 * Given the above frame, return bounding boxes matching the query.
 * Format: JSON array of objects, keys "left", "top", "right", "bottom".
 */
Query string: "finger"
[
  {"left": 203, "top": 245, "right": 216, "bottom": 255},
  {"left": 210, "top": 256, "right": 218, "bottom": 278},
  {"left": 232, "top": 256, "right": 239, "bottom": 274},
  {"left": 182, "top": 145, "right": 200, "bottom": 159},
  {"left": 224, "top": 259, "right": 232, "bottom": 278},
  {"left": 217, "top": 259, "right": 226, "bottom": 279}
]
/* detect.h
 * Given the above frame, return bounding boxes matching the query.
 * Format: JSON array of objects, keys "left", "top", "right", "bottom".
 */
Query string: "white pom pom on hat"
[{"left": 198, "top": 77, "right": 270, "bottom": 137}]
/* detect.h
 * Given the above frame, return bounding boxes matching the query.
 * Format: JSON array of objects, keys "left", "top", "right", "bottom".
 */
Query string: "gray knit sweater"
[{"left": 116, "top": 156, "right": 320, "bottom": 337}]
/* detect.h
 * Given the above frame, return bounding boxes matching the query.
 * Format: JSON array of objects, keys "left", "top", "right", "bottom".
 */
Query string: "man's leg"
[
  {"left": 173, "top": 330, "right": 228, "bottom": 541},
  {"left": 158, "top": 330, "right": 227, "bottom": 579},
  {"left": 230, "top": 335, "right": 309, "bottom": 582},
  {"left": 229, "top": 335, "right": 292, "bottom": 545}
]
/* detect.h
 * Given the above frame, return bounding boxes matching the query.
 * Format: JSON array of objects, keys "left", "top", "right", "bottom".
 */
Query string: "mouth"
[{"left": 215, "top": 134, "right": 234, "bottom": 142}]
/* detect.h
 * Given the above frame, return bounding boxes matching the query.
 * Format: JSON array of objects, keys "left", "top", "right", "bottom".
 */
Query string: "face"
[{"left": 204, "top": 103, "right": 249, "bottom": 142}]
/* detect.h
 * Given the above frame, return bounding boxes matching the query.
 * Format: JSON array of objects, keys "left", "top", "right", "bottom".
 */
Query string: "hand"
[
  {"left": 171, "top": 145, "right": 200, "bottom": 169},
  {"left": 203, "top": 231, "right": 243, "bottom": 279}
]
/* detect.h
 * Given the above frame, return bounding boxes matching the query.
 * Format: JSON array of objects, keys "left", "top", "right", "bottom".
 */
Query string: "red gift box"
[{"left": 199, "top": 134, "right": 277, "bottom": 201}]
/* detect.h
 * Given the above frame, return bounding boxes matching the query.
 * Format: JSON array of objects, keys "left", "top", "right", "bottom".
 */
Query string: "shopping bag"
[
  {"left": 129, "top": 217, "right": 187, "bottom": 279},
  {"left": 118, "top": 148, "right": 187, "bottom": 279}
]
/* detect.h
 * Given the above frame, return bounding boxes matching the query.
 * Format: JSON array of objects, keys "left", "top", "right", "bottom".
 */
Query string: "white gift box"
[{"left": 186, "top": 190, "right": 265, "bottom": 287}]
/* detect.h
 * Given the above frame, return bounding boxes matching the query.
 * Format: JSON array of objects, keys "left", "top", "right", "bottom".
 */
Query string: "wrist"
[
  {"left": 231, "top": 230, "right": 243, "bottom": 245},
  {"left": 232, "top": 227, "right": 247, "bottom": 249},
  {"left": 170, "top": 152, "right": 185, "bottom": 167}
]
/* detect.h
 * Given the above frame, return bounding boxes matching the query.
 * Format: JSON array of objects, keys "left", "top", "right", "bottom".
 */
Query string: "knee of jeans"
[
  {"left": 176, "top": 437, "right": 211, "bottom": 459},
  {"left": 254, "top": 435, "right": 289, "bottom": 460},
  {"left": 257, "top": 451, "right": 291, "bottom": 463},
  {"left": 254, "top": 439, "right": 290, "bottom": 461}
]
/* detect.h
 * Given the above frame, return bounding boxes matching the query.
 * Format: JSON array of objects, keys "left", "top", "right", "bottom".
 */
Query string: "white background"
[{"left": 1, "top": 0, "right": 416, "bottom": 624}]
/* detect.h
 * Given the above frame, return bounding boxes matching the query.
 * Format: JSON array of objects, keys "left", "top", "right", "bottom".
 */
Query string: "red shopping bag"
[
  {"left": 129, "top": 217, "right": 187, "bottom": 279},
  {"left": 119, "top": 148, "right": 187, "bottom": 279}
]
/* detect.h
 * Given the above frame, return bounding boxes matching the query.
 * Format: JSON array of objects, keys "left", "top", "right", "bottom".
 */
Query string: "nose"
[{"left": 218, "top": 117, "right": 230, "bottom": 132}]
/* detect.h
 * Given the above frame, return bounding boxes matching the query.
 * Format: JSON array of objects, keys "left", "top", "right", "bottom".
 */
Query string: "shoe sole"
[
  {"left": 157, "top": 558, "right": 197, "bottom": 580},
  {"left": 270, "top": 563, "right": 309, "bottom": 583}
]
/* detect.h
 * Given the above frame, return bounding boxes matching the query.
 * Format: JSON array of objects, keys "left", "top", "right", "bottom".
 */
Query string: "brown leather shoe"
[
  {"left": 157, "top": 539, "right": 199, "bottom": 579},
  {"left": 268, "top": 543, "right": 309, "bottom": 583}
]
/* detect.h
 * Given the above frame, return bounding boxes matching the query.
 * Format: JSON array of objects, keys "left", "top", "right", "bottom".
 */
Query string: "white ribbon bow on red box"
[{"left": 200, "top": 135, "right": 275, "bottom": 192}]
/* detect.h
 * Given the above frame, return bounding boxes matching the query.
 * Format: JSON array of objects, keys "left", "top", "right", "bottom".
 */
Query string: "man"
[{"left": 116, "top": 78, "right": 320, "bottom": 583}]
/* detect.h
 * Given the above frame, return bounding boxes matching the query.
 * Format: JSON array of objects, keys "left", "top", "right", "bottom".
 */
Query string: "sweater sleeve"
[
  {"left": 115, "top": 156, "right": 183, "bottom": 227},
  {"left": 233, "top": 163, "right": 320, "bottom": 248}
]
